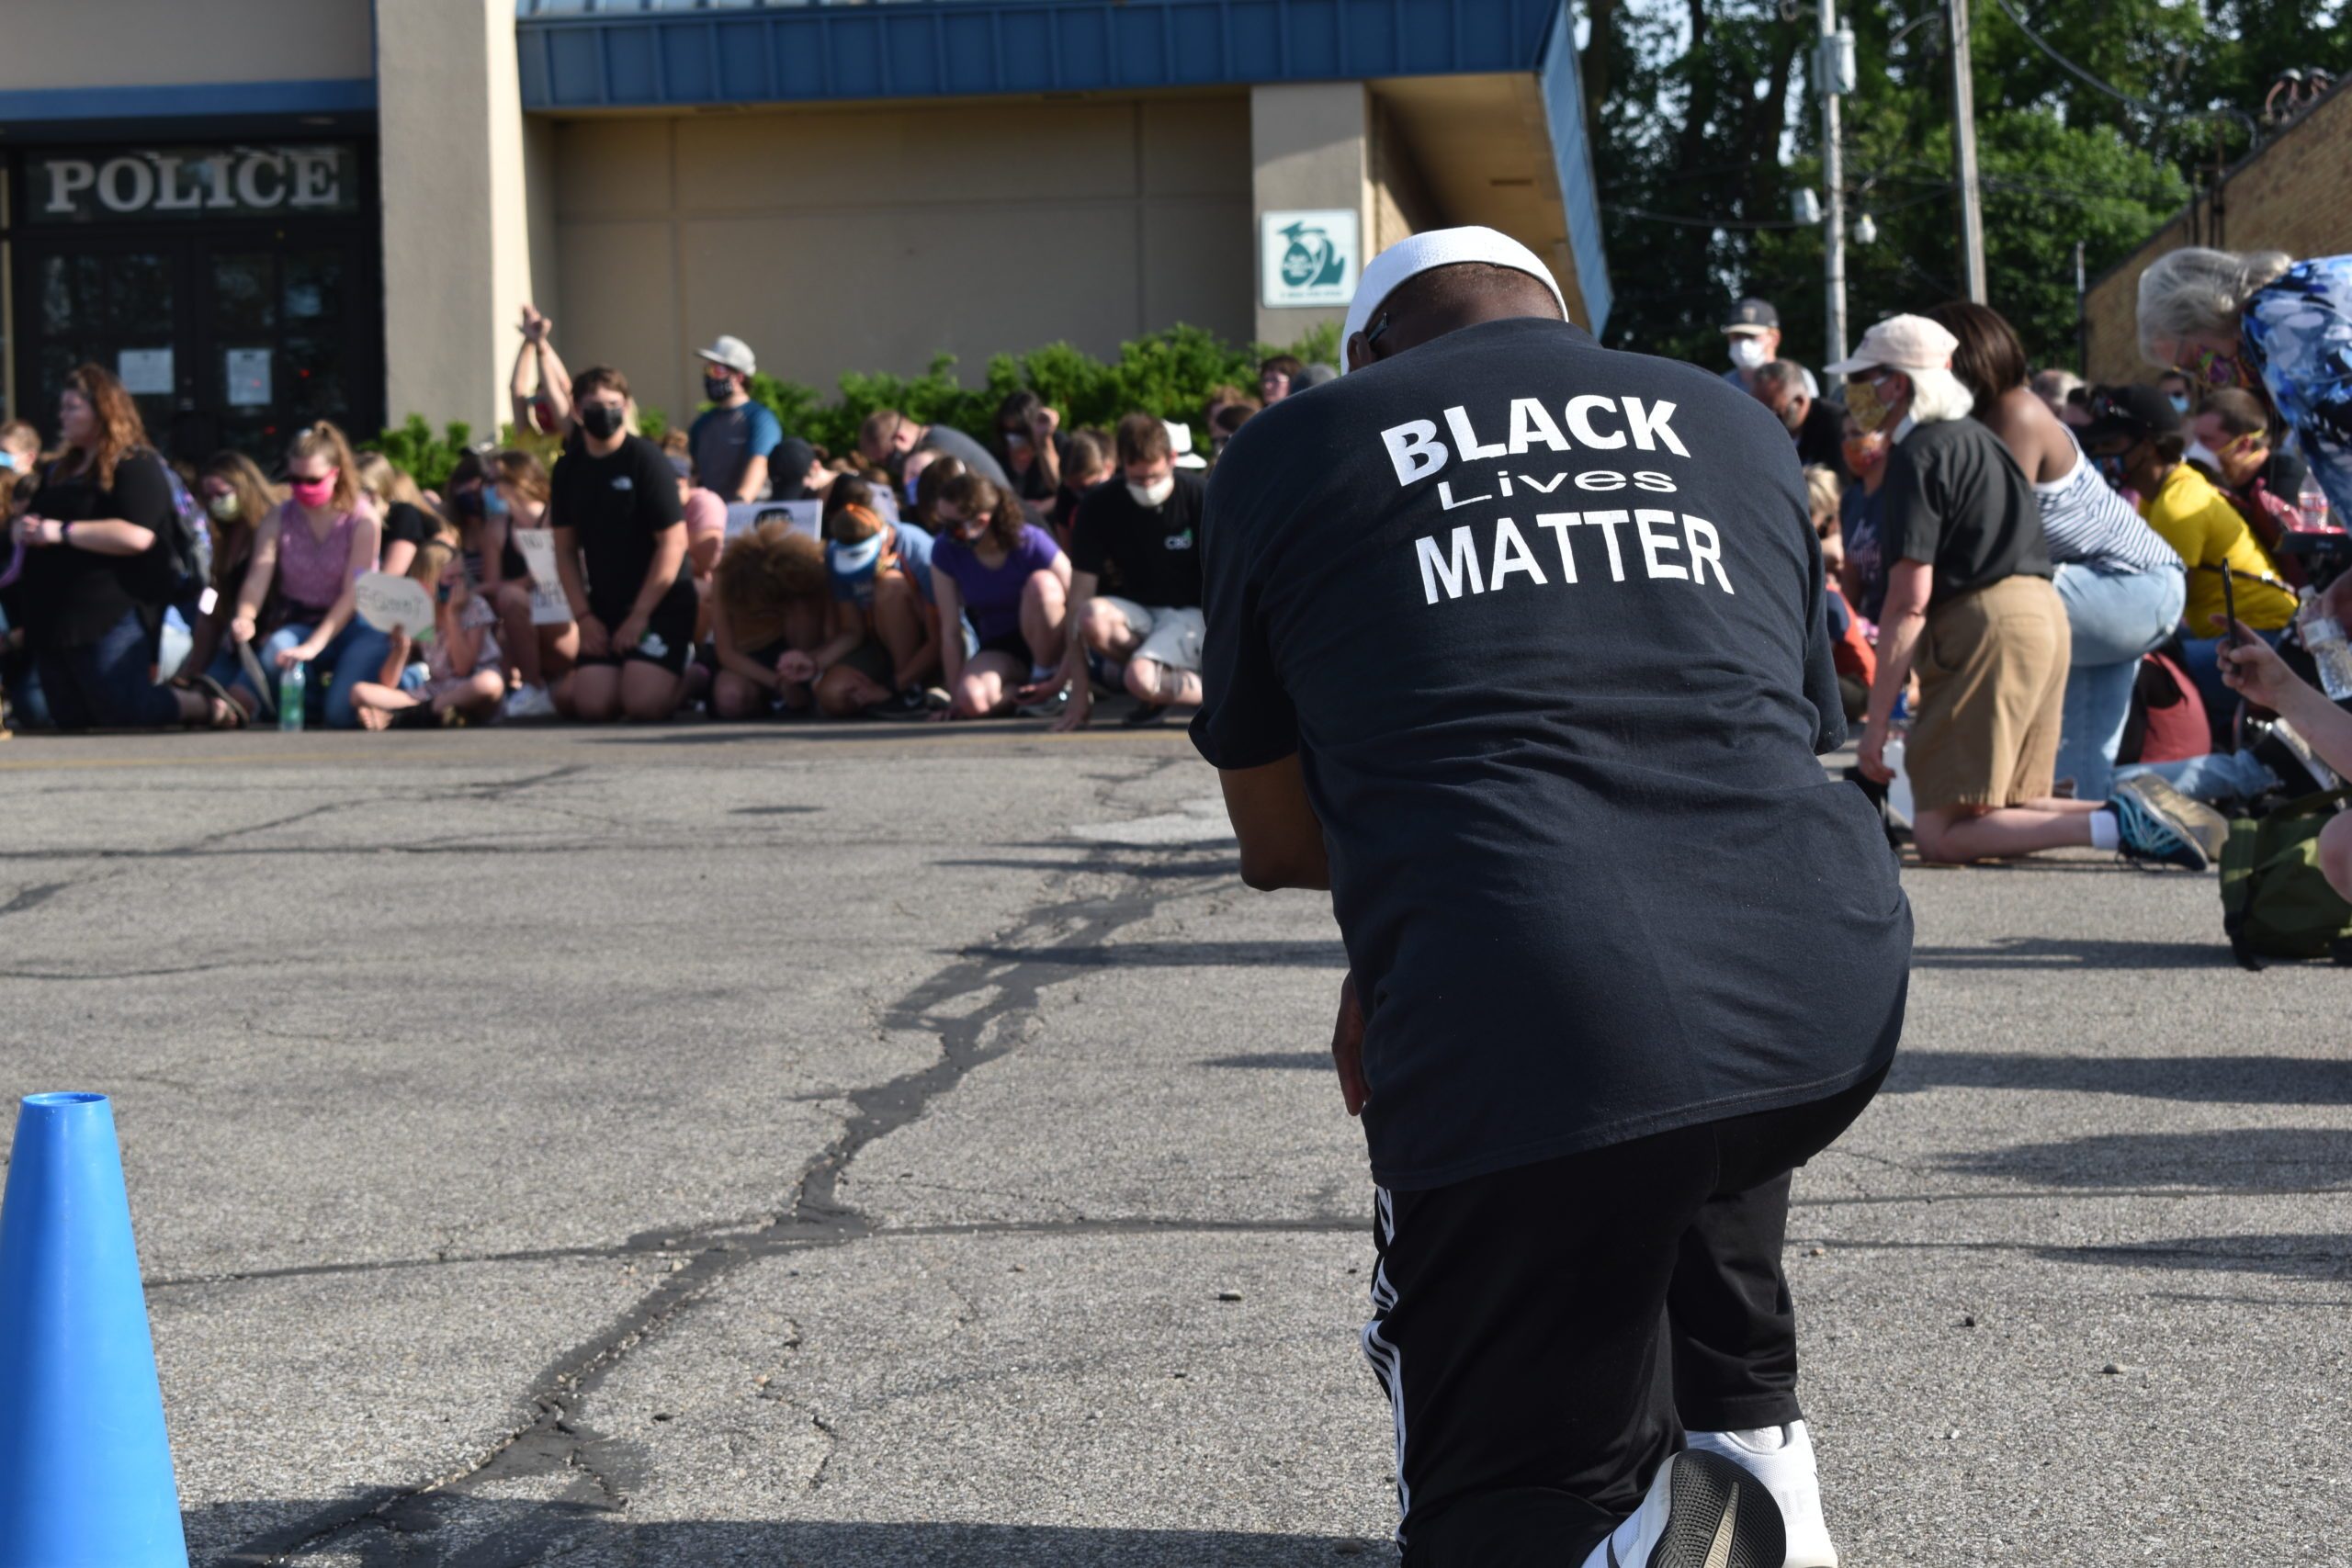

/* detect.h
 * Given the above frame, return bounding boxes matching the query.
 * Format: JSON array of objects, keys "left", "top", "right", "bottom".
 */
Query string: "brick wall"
[{"left": 2083, "top": 81, "right": 2352, "bottom": 385}]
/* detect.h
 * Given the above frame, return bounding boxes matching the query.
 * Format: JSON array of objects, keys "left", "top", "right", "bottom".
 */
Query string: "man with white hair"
[
  {"left": 1843, "top": 315, "right": 2223, "bottom": 868},
  {"left": 1195, "top": 227, "right": 1916, "bottom": 1568}
]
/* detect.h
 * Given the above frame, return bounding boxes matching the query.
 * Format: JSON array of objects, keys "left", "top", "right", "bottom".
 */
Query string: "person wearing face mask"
[
  {"left": 2156, "top": 370, "right": 2198, "bottom": 420},
  {"left": 2078, "top": 384, "right": 2299, "bottom": 742},
  {"left": 549, "top": 367, "right": 697, "bottom": 723},
  {"left": 926, "top": 471, "right": 1069, "bottom": 720},
  {"left": 1925, "top": 302, "right": 2186, "bottom": 804},
  {"left": 1836, "top": 413, "right": 1893, "bottom": 623},
  {"left": 2138, "top": 247, "right": 2352, "bottom": 554},
  {"left": 171, "top": 451, "right": 281, "bottom": 697},
  {"left": 856, "top": 407, "right": 1011, "bottom": 493},
  {"left": 1722, "top": 298, "right": 1819, "bottom": 399},
  {"left": 2192, "top": 389, "right": 2314, "bottom": 556},
  {"left": 223, "top": 420, "right": 390, "bottom": 728},
  {"left": 1749, "top": 361, "right": 1849, "bottom": 479},
  {"left": 994, "top": 390, "right": 1069, "bottom": 511},
  {"left": 686, "top": 335, "right": 782, "bottom": 503},
  {"left": 1843, "top": 317, "right": 2224, "bottom": 869},
  {"left": 1041, "top": 414, "right": 1207, "bottom": 731},
  {"left": 766, "top": 435, "right": 837, "bottom": 508}
]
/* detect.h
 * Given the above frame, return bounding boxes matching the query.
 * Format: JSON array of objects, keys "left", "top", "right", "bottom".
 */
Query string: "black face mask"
[
  {"left": 703, "top": 373, "right": 734, "bottom": 403},
  {"left": 581, "top": 402, "right": 626, "bottom": 440},
  {"left": 453, "top": 487, "right": 485, "bottom": 520}
]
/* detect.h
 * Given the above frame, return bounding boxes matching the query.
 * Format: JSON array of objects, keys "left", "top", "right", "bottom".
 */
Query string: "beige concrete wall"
[
  {"left": 1250, "top": 83, "right": 1374, "bottom": 348},
  {"left": 0, "top": 0, "right": 372, "bottom": 91},
  {"left": 548, "top": 95, "right": 1252, "bottom": 423},
  {"left": 2084, "top": 84, "right": 2352, "bottom": 384},
  {"left": 377, "top": 0, "right": 538, "bottom": 434}
]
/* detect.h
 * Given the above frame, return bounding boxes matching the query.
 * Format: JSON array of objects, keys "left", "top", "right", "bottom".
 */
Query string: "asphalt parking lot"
[{"left": 0, "top": 721, "right": 2343, "bottom": 1564}]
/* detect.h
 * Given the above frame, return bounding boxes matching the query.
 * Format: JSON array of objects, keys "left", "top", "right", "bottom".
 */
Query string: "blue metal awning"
[{"left": 516, "top": 0, "right": 1563, "bottom": 109}]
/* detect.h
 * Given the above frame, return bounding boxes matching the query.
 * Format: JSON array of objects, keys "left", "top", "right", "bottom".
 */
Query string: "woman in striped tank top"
[{"left": 1929, "top": 304, "right": 2185, "bottom": 801}]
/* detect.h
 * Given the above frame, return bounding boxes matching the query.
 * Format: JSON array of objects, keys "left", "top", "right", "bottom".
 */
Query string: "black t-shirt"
[
  {"left": 22, "top": 450, "right": 178, "bottom": 649},
  {"left": 2261, "top": 446, "right": 2310, "bottom": 503},
  {"left": 1793, "top": 397, "right": 1849, "bottom": 480},
  {"left": 1190, "top": 316, "right": 1910, "bottom": 1190},
  {"left": 382, "top": 501, "right": 435, "bottom": 553},
  {"left": 1070, "top": 471, "right": 1204, "bottom": 609},
  {"left": 549, "top": 434, "right": 691, "bottom": 625},
  {"left": 1879, "top": 417, "right": 2050, "bottom": 606}
]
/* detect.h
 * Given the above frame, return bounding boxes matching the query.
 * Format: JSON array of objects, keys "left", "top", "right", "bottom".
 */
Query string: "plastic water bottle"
[
  {"left": 2302, "top": 613, "right": 2352, "bottom": 702},
  {"left": 2298, "top": 475, "right": 2332, "bottom": 534},
  {"left": 1883, "top": 738, "right": 1915, "bottom": 828},
  {"left": 277, "top": 660, "right": 307, "bottom": 732}
]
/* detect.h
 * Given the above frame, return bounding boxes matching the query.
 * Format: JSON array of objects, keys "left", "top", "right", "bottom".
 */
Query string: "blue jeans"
[
  {"left": 235, "top": 616, "right": 391, "bottom": 729},
  {"left": 2178, "top": 626, "right": 2286, "bottom": 748},
  {"left": 2053, "top": 563, "right": 2184, "bottom": 802},
  {"left": 2115, "top": 750, "right": 2281, "bottom": 805},
  {"left": 32, "top": 607, "right": 182, "bottom": 732}
]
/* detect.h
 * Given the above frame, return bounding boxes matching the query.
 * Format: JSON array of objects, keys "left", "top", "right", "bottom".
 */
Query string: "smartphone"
[{"left": 2220, "top": 565, "right": 2250, "bottom": 648}]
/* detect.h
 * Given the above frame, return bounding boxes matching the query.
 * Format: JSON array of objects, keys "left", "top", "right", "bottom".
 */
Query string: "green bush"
[
  {"left": 744, "top": 321, "right": 1340, "bottom": 457},
  {"left": 371, "top": 321, "right": 1336, "bottom": 483}
]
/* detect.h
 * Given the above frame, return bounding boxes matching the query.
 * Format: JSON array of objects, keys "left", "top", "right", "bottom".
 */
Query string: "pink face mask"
[{"left": 289, "top": 472, "right": 337, "bottom": 508}]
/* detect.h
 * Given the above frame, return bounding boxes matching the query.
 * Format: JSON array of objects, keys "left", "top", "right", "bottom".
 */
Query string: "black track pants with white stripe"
[{"left": 1363, "top": 1067, "right": 1885, "bottom": 1566}]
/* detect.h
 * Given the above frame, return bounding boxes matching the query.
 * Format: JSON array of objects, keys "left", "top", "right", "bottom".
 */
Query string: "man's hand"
[
  {"left": 1857, "top": 716, "right": 1894, "bottom": 784},
  {"left": 2216, "top": 616, "right": 2307, "bottom": 711},
  {"left": 577, "top": 615, "right": 611, "bottom": 659},
  {"left": 1051, "top": 682, "right": 1093, "bottom": 733},
  {"left": 1331, "top": 973, "right": 1369, "bottom": 1118}
]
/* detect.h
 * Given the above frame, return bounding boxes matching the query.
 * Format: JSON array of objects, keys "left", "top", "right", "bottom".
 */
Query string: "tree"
[{"left": 1586, "top": 0, "right": 2344, "bottom": 370}]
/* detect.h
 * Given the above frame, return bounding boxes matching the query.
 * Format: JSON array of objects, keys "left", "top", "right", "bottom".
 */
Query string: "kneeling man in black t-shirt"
[{"left": 1193, "top": 229, "right": 1913, "bottom": 1568}]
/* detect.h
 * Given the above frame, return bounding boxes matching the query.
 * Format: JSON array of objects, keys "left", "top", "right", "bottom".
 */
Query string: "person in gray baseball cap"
[
  {"left": 688, "top": 333, "right": 782, "bottom": 503},
  {"left": 1723, "top": 298, "right": 1819, "bottom": 398}
]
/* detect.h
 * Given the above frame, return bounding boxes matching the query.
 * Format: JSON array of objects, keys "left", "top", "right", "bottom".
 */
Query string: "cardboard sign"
[
  {"left": 354, "top": 571, "right": 435, "bottom": 641},
  {"left": 507, "top": 528, "right": 575, "bottom": 626},
  {"left": 721, "top": 486, "right": 897, "bottom": 541}
]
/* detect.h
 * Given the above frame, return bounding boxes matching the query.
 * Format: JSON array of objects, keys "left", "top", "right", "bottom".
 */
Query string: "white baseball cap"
[
  {"left": 1340, "top": 226, "right": 1569, "bottom": 371},
  {"left": 695, "top": 334, "right": 756, "bottom": 376},
  {"left": 1164, "top": 419, "right": 1207, "bottom": 469},
  {"left": 1824, "top": 314, "right": 1958, "bottom": 376}
]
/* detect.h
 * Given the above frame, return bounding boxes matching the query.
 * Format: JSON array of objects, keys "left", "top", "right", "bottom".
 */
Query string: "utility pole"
[
  {"left": 1819, "top": 0, "right": 1849, "bottom": 368},
  {"left": 1949, "top": 0, "right": 1988, "bottom": 301}
]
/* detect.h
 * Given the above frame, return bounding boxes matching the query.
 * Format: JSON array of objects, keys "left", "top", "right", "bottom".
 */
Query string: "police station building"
[{"left": 1, "top": 0, "right": 1611, "bottom": 457}]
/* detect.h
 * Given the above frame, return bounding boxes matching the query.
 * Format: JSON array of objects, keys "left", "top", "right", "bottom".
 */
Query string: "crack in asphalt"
[{"left": 216, "top": 766, "right": 1208, "bottom": 1567}]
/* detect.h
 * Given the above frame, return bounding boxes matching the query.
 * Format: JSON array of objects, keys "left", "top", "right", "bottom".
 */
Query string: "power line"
[
  {"left": 1985, "top": 0, "right": 2260, "bottom": 142},
  {"left": 1602, "top": 186, "right": 1952, "bottom": 232}
]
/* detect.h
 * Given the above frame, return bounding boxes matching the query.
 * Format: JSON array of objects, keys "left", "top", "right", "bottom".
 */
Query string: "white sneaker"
[
  {"left": 1583, "top": 1448, "right": 1785, "bottom": 1568},
  {"left": 1684, "top": 1422, "right": 1838, "bottom": 1568},
  {"left": 501, "top": 683, "right": 558, "bottom": 721}
]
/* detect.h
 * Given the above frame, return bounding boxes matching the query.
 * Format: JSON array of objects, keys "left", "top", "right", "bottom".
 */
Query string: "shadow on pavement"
[
  {"left": 1909, "top": 938, "right": 2236, "bottom": 969},
  {"left": 1203, "top": 1051, "right": 1332, "bottom": 1070},
  {"left": 1939, "top": 1127, "right": 2352, "bottom": 1189},
  {"left": 2035, "top": 1233, "right": 2352, "bottom": 1281},
  {"left": 1887, "top": 1050, "right": 2352, "bottom": 1106},
  {"left": 196, "top": 1501, "right": 1388, "bottom": 1567}
]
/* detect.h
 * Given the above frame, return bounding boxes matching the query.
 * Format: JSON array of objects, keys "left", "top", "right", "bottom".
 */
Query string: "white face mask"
[
  {"left": 1127, "top": 477, "right": 1176, "bottom": 508},
  {"left": 1729, "top": 337, "right": 1770, "bottom": 372},
  {"left": 2183, "top": 440, "right": 2222, "bottom": 472}
]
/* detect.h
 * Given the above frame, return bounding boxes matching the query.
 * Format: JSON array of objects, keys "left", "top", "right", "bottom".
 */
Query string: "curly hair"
[
  {"left": 61, "top": 364, "right": 149, "bottom": 491},
  {"left": 937, "top": 471, "right": 1025, "bottom": 555},
  {"left": 715, "top": 522, "right": 828, "bottom": 650}
]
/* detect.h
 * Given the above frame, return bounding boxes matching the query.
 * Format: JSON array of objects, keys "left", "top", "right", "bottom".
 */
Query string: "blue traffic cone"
[{"left": 0, "top": 1092, "right": 187, "bottom": 1566}]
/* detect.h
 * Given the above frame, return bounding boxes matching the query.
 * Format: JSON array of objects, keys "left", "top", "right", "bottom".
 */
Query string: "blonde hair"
[
  {"left": 1802, "top": 464, "right": 1842, "bottom": 530},
  {"left": 286, "top": 421, "right": 361, "bottom": 513},
  {"left": 408, "top": 521, "right": 462, "bottom": 590},
  {"left": 2136, "top": 247, "right": 2293, "bottom": 367},
  {"left": 353, "top": 451, "right": 425, "bottom": 510}
]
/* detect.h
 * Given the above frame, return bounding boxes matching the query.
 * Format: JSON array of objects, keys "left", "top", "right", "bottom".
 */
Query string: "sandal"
[{"left": 191, "top": 675, "right": 247, "bottom": 729}]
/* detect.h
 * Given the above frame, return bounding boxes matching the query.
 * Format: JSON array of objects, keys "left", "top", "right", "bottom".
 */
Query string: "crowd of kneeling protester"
[{"left": 6, "top": 254, "right": 2352, "bottom": 893}]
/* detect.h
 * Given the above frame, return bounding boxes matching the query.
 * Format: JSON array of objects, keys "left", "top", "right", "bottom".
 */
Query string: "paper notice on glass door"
[
  {"left": 226, "top": 349, "right": 272, "bottom": 407},
  {"left": 117, "top": 349, "right": 174, "bottom": 395}
]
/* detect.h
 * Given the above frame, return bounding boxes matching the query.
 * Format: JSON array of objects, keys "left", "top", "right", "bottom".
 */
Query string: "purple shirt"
[{"left": 930, "top": 524, "right": 1060, "bottom": 644}]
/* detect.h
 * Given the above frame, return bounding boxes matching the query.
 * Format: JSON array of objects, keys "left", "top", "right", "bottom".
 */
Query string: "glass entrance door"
[{"left": 12, "top": 224, "right": 382, "bottom": 466}]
